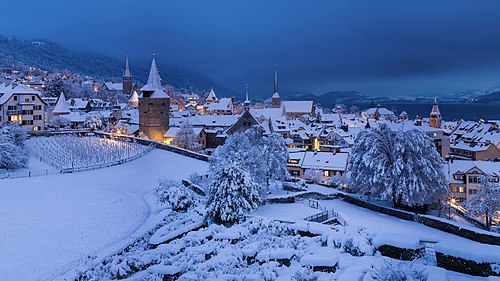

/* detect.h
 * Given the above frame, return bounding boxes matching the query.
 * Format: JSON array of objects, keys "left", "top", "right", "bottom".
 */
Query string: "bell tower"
[{"left": 429, "top": 97, "right": 442, "bottom": 128}]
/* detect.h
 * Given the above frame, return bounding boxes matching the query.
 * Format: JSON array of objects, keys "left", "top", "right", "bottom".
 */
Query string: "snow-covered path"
[{"left": 0, "top": 149, "right": 208, "bottom": 281}]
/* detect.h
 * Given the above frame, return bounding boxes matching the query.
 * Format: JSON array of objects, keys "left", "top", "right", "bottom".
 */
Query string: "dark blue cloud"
[{"left": 2, "top": 0, "right": 500, "bottom": 97}]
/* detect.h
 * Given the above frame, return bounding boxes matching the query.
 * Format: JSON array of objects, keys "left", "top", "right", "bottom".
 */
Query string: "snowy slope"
[{"left": 0, "top": 149, "right": 208, "bottom": 281}]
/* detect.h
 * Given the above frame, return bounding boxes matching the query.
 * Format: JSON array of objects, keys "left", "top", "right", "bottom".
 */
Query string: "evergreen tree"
[
  {"left": 349, "top": 124, "right": 448, "bottom": 207},
  {"left": 205, "top": 165, "right": 261, "bottom": 223},
  {"left": 465, "top": 176, "right": 500, "bottom": 228}
]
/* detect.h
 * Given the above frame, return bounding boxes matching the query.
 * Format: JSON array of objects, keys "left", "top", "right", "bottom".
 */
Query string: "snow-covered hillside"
[{"left": 0, "top": 149, "right": 208, "bottom": 281}]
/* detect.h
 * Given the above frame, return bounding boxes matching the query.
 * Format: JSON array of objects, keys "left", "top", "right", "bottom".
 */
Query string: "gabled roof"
[
  {"left": 300, "top": 151, "right": 349, "bottom": 171},
  {"left": 104, "top": 82, "right": 123, "bottom": 91},
  {"left": 0, "top": 83, "right": 43, "bottom": 105},
  {"left": 281, "top": 101, "right": 314, "bottom": 113},
  {"left": 205, "top": 97, "right": 233, "bottom": 111}
]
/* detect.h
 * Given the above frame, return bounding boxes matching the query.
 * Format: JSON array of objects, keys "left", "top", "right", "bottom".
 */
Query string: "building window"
[
  {"left": 459, "top": 186, "right": 465, "bottom": 193},
  {"left": 14, "top": 96, "right": 17, "bottom": 101},
  {"left": 25, "top": 98, "right": 30, "bottom": 102},
  {"left": 468, "top": 176, "right": 480, "bottom": 183},
  {"left": 451, "top": 186, "right": 458, "bottom": 192},
  {"left": 32, "top": 96, "right": 35, "bottom": 101}
]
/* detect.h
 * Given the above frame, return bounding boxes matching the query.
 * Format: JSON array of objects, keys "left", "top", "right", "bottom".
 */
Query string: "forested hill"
[{"left": 0, "top": 36, "right": 237, "bottom": 97}]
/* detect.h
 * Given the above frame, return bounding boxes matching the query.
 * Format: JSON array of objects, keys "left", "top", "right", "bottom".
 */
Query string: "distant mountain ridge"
[
  {"left": 0, "top": 36, "right": 236, "bottom": 97},
  {"left": 292, "top": 90, "right": 366, "bottom": 104}
]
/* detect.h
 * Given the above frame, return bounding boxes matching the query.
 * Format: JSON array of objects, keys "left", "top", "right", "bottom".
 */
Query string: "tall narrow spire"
[
  {"left": 124, "top": 53, "right": 131, "bottom": 77},
  {"left": 431, "top": 96, "right": 440, "bottom": 114},
  {"left": 146, "top": 56, "right": 162, "bottom": 89},
  {"left": 244, "top": 84, "right": 250, "bottom": 103},
  {"left": 274, "top": 64, "right": 278, "bottom": 95}
]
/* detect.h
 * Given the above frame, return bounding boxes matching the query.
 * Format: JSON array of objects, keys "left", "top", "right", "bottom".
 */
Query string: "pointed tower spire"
[
  {"left": 273, "top": 64, "right": 279, "bottom": 96},
  {"left": 146, "top": 55, "right": 162, "bottom": 89},
  {"left": 124, "top": 53, "right": 131, "bottom": 77},
  {"left": 272, "top": 65, "right": 281, "bottom": 108},
  {"left": 244, "top": 84, "right": 250, "bottom": 103},
  {"left": 244, "top": 83, "right": 251, "bottom": 111}
]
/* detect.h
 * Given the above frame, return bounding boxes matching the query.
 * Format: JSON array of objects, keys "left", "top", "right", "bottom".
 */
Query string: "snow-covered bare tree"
[
  {"left": 0, "top": 124, "right": 28, "bottom": 169},
  {"left": 155, "top": 179, "right": 195, "bottom": 211},
  {"left": 304, "top": 169, "right": 322, "bottom": 183},
  {"left": 349, "top": 124, "right": 447, "bottom": 207},
  {"left": 107, "top": 123, "right": 128, "bottom": 135},
  {"left": 174, "top": 121, "right": 201, "bottom": 151},
  {"left": 328, "top": 172, "right": 348, "bottom": 187},
  {"left": 465, "top": 176, "right": 500, "bottom": 228},
  {"left": 350, "top": 105, "right": 360, "bottom": 115},
  {"left": 205, "top": 164, "right": 261, "bottom": 223},
  {"left": 333, "top": 104, "right": 347, "bottom": 114},
  {"left": 262, "top": 133, "right": 290, "bottom": 184},
  {"left": 46, "top": 113, "right": 71, "bottom": 129},
  {"left": 85, "top": 116, "right": 104, "bottom": 130}
]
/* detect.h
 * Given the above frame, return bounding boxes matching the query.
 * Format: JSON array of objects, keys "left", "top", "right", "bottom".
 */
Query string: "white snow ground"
[{"left": 0, "top": 149, "right": 208, "bottom": 281}]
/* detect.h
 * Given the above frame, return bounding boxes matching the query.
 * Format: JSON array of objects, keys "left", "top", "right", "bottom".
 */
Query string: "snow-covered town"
[{"left": 1, "top": 1, "right": 500, "bottom": 281}]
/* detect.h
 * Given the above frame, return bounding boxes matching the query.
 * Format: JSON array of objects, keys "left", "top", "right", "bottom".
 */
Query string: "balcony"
[{"left": 7, "top": 110, "right": 22, "bottom": 115}]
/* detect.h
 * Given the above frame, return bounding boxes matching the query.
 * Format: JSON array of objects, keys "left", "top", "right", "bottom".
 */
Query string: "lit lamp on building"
[{"left": 449, "top": 197, "right": 456, "bottom": 219}]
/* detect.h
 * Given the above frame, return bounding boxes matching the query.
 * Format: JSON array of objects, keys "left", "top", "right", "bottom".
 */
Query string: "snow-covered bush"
[
  {"left": 465, "top": 175, "right": 500, "bottom": 228},
  {"left": 85, "top": 116, "right": 104, "bottom": 130},
  {"left": 107, "top": 123, "right": 128, "bottom": 135},
  {"left": 46, "top": 114, "right": 70, "bottom": 129},
  {"left": 205, "top": 165, "right": 261, "bottom": 223},
  {"left": 292, "top": 268, "right": 319, "bottom": 281},
  {"left": 156, "top": 179, "right": 195, "bottom": 211},
  {"left": 329, "top": 226, "right": 374, "bottom": 256},
  {"left": 327, "top": 172, "right": 348, "bottom": 187},
  {"left": 368, "top": 259, "right": 425, "bottom": 281},
  {"left": 27, "top": 135, "right": 149, "bottom": 169},
  {"left": 349, "top": 124, "right": 448, "bottom": 207},
  {"left": 188, "top": 172, "right": 210, "bottom": 190},
  {"left": 304, "top": 168, "right": 322, "bottom": 183},
  {"left": 0, "top": 123, "right": 28, "bottom": 169}
]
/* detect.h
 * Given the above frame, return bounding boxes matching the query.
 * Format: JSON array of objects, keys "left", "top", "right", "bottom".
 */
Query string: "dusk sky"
[{"left": 3, "top": 0, "right": 500, "bottom": 96}]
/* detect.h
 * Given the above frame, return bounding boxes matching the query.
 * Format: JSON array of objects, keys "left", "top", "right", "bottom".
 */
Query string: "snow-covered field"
[{"left": 0, "top": 148, "right": 208, "bottom": 281}]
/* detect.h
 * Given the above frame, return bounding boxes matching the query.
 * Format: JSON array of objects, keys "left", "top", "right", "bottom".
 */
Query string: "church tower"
[
  {"left": 243, "top": 84, "right": 251, "bottom": 111},
  {"left": 429, "top": 96, "right": 442, "bottom": 128},
  {"left": 123, "top": 54, "right": 133, "bottom": 95},
  {"left": 138, "top": 55, "right": 170, "bottom": 141},
  {"left": 271, "top": 65, "right": 281, "bottom": 108}
]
